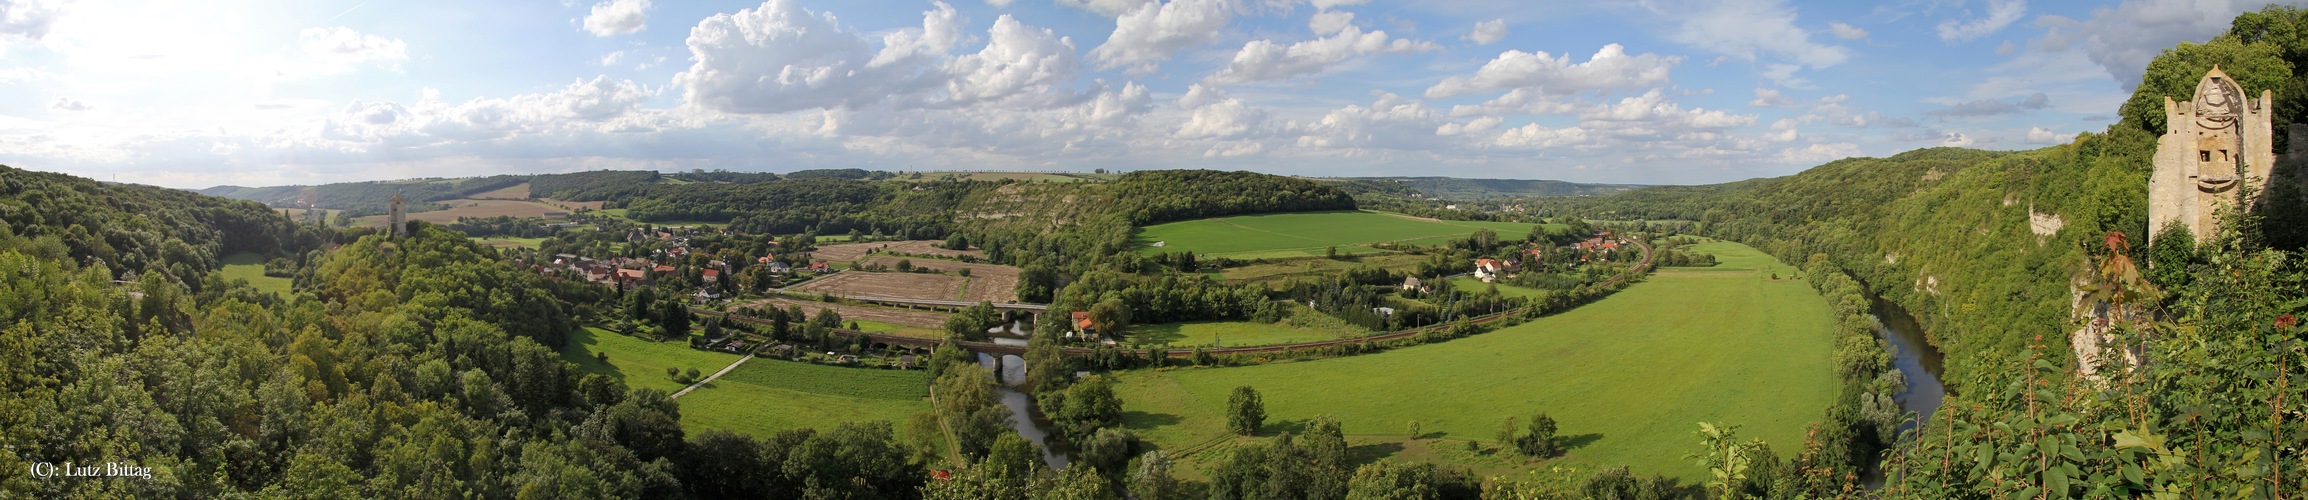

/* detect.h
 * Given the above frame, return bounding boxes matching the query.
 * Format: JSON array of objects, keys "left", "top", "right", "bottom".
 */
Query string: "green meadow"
[
  {"left": 219, "top": 252, "right": 293, "bottom": 296},
  {"left": 1133, "top": 211, "right": 1550, "bottom": 259},
  {"left": 1110, "top": 242, "right": 1838, "bottom": 481},
  {"left": 1127, "top": 321, "right": 1347, "bottom": 347},
  {"left": 559, "top": 327, "right": 739, "bottom": 393},
  {"left": 677, "top": 360, "right": 930, "bottom": 440}
]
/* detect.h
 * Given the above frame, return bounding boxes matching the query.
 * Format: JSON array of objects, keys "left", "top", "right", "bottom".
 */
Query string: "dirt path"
[{"left": 670, "top": 353, "right": 754, "bottom": 399}]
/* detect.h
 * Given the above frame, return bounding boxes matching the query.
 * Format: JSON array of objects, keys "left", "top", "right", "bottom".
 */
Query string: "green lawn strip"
[
  {"left": 1127, "top": 321, "right": 1345, "bottom": 347},
  {"left": 1112, "top": 242, "right": 1838, "bottom": 481},
  {"left": 850, "top": 319, "right": 946, "bottom": 338},
  {"left": 558, "top": 326, "right": 740, "bottom": 393},
  {"left": 1442, "top": 277, "right": 1550, "bottom": 300},
  {"left": 676, "top": 361, "right": 930, "bottom": 440},
  {"left": 1133, "top": 211, "right": 1541, "bottom": 257},
  {"left": 218, "top": 252, "right": 293, "bottom": 295}
]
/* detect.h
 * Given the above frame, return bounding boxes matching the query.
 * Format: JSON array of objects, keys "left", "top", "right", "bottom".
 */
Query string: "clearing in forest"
[
  {"left": 1109, "top": 242, "right": 1837, "bottom": 482},
  {"left": 1132, "top": 210, "right": 1549, "bottom": 259},
  {"left": 677, "top": 360, "right": 930, "bottom": 439}
]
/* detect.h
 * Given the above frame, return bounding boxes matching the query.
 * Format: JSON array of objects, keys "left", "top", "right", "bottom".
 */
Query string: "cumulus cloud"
[
  {"left": 1425, "top": 44, "right": 1679, "bottom": 99},
  {"left": 1644, "top": 0, "right": 1847, "bottom": 69},
  {"left": 1580, "top": 89, "right": 1756, "bottom": 132},
  {"left": 1780, "top": 142, "right": 1859, "bottom": 163},
  {"left": 1175, "top": 84, "right": 1264, "bottom": 139},
  {"left": 1749, "top": 87, "right": 1792, "bottom": 107},
  {"left": 1435, "top": 116, "right": 1502, "bottom": 136},
  {"left": 1937, "top": 0, "right": 2025, "bottom": 42},
  {"left": 2033, "top": 0, "right": 2262, "bottom": 90},
  {"left": 49, "top": 97, "right": 87, "bottom": 111},
  {"left": 946, "top": 15, "right": 1081, "bottom": 105},
  {"left": 1828, "top": 21, "right": 1867, "bottom": 40},
  {"left": 678, "top": 0, "right": 976, "bottom": 114},
  {"left": 1310, "top": 0, "right": 1368, "bottom": 8},
  {"left": 1089, "top": 0, "right": 1233, "bottom": 74},
  {"left": 2025, "top": 126, "right": 2065, "bottom": 144},
  {"left": 1464, "top": 18, "right": 1508, "bottom": 45},
  {"left": 1294, "top": 92, "right": 1450, "bottom": 150},
  {"left": 0, "top": 0, "right": 65, "bottom": 41},
  {"left": 1926, "top": 92, "right": 2049, "bottom": 118},
  {"left": 1203, "top": 24, "right": 1439, "bottom": 85},
  {"left": 1494, "top": 123, "right": 1588, "bottom": 149},
  {"left": 321, "top": 76, "right": 656, "bottom": 145},
  {"left": 601, "top": 51, "right": 625, "bottom": 66},
  {"left": 300, "top": 26, "right": 408, "bottom": 65},
  {"left": 584, "top": 0, "right": 652, "bottom": 36},
  {"left": 1056, "top": 0, "right": 1157, "bottom": 18},
  {"left": 1941, "top": 131, "right": 1974, "bottom": 147},
  {"left": 1309, "top": 10, "right": 1354, "bottom": 35}
]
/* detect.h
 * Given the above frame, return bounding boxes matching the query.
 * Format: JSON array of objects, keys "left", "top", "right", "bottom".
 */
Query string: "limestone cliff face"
[{"left": 2150, "top": 66, "right": 2275, "bottom": 246}]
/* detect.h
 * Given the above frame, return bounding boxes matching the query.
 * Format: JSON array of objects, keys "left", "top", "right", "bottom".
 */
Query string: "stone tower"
[
  {"left": 388, "top": 191, "right": 408, "bottom": 238},
  {"left": 2150, "top": 66, "right": 2275, "bottom": 247}
]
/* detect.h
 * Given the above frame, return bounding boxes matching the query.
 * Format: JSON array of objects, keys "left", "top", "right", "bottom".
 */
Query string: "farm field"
[
  {"left": 813, "top": 240, "right": 985, "bottom": 262},
  {"left": 859, "top": 255, "right": 1019, "bottom": 302},
  {"left": 354, "top": 198, "right": 571, "bottom": 227},
  {"left": 470, "top": 236, "right": 547, "bottom": 249},
  {"left": 1127, "top": 321, "right": 1348, "bottom": 347},
  {"left": 852, "top": 319, "right": 946, "bottom": 339},
  {"left": 675, "top": 360, "right": 930, "bottom": 440},
  {"left": 466, "top": 182, "right": 530, "bottom": 199},
  {"left": 218, "top": 252, "right": 292, "bottom": 295},
  {"left": 1110, "top": 242, "right": 1837, "bottom": 481},
  {"left": 742, "top": 297, "right": 951, "bottom": 332},
  {"left": 789, "top": 271, "right": 969, "bottom": 302},
  {"left": 1132, "top": 211, "right": 1551, "bottom": 259},
  {"left": 558, "top": 327, "right": 740, "bottom": 393}
]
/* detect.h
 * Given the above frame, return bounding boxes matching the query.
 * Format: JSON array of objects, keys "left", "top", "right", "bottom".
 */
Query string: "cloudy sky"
[{"left": 0, "top": 0, "right": 2290, "bottom": 188}]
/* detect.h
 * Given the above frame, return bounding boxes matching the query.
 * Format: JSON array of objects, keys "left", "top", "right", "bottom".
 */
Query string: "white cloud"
[
  {"left": 1309, "top": 0, "right": 1367, "bottom": 8},
  {"left": 1645, "top": 0, "right": 1846, "bottom": 69},
  {"left": 1749, "top": 87, "right": 1792, "bottom": 107},
  {"left": 1056, "top": 0, "right": 1157, "bottom": 18},
  {"left": 601, "top": 51, "right": 625, "bottom": 66},
  {"left": 0, "top": 0, "right": 65, "bottom": 41},
  {"left": 1828, "top": 21, "right": 1867, "bottom": 40},
  {"left": 946, "top": 15, "right": 1080, "bottom": 105},
  {"left": 1464, "top": 18, "right": 1508, "bottom": 45},
  {"left": 1941, "top": 131, "right": 1973, "bottom": 147},
  {"left": 986, "top": 0, "right": 1017, "bottom": 6},
  {"left": 1779, "top": 142, "right": 1858, "bottom": 163},
  {"left": 1580, "top": 89, "right": 1756, "bottom": 132},
  {"left": 49, "top": 97, "right": 87, "bottom": 111},
  {"left": 299, "top": 26, "right": 408, "bottom": 65},
  {"left": 1494, "top": 123, "right": 1588, "bottom": 149},
  {"left": 1176, "top": 84, "right": 1264, "bottom": 138},
  {"left": 1310, "top": 10, "right": 1354, "bottom": 36},
  {"left": 676, "top": 0, "right": 948, "bottom": 114},
  {"left": 1203, "top": 25, "right": 1439, "bottom": 85},
  {"left": 1435, "top": 116, "right": 1502, "bottom": 136},
  {"left": 2025, "top": 126, "right": 2065, "bottom": 144},
  {"left": 1425, "top": 44, "right": 1679, "bottom": 99},
  {"left": 321, "top": 76, "right": 656, "bottom": 145},
  {"left": 584, "top": 0, "right": 652, "bottom": 36},
  {"left": 1937, "top": 0, "right": 2025, "bottom": 42},
  {"left": 2032, "top": 0, "right": 2262, "bottom": 90},
  {"left": 1089, "top": 0, "right": 1233, "bottom": 74}
]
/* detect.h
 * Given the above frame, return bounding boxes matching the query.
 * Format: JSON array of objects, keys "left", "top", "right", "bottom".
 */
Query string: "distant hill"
[{"left": 1326, "top": 176, "right": 1644, "bottom": 200}]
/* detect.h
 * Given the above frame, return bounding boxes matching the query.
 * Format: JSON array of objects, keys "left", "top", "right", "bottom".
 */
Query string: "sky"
[{"left": 0, "top": 0, "right": 2296, "bottom": 189}]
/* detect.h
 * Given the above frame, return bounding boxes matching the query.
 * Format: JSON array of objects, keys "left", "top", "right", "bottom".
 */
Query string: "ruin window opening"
[{"left": 2201, "top": 151, "right": 2212, "bottom": 162}]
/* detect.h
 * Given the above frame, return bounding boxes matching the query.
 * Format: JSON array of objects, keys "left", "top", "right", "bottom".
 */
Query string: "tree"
[
  {"left": 1042, "top": 376, "right": 1124, "bottom": 444},
  {"left": 1127, "top": 451, "right": 1186, "bottom": 500},
  {"left": 1344, "top": 460, "right": 1440, "bottom": 500},
  {"left": 1226, "top": 386, "right": 1265, "bottom": 436},
  {"left": 1516, "top": 412, "right": 1561, "bottom": 457},
  {"left": 934, "top": 365, "right": 1014, "bottom": 460},
  {"left": 1075, "top": 428, "right": 1136, "bottom": 481},
  {"left": 1087, "top": 298, "right": 1131, "bottom": 335},
  {"left": 897, "top": 259, "right": 914, "bottom": 272},
  {"left": 1024, "top": 331, "right": 1072, "bottom": 393},
  {"left": 1686, "top": 422, "right": 1754, "bottom": 499},
  {"left": 944, "top": 301, "right": 1004, "bottom": 341},
  {"left": 1494, "top": 416, "right": 1518, "bottom": 449}
]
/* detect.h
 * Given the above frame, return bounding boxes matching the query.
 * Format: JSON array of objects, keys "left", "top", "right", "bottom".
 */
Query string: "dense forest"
[
  {"left": 1, "top": 166, "right": 324, "bottom": 286},
  {"left": 527, "top": 170, "right": 662, "bottom": 201},
  {"left": 199, "top": 175, "right": 525, "bottom": 212}
]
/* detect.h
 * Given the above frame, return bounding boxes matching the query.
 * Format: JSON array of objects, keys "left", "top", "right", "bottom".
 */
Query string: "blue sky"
[{"left": 0, "top": 0, "right": 2292, "bottom": 188}]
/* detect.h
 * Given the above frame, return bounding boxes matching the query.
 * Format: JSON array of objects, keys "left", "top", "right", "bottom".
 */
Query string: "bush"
[{"left": 1226, "top": 386, "right": 1265, "bottom": 436}]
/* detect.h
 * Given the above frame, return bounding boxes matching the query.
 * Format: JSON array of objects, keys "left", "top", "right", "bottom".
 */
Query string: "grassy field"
[
  {"left": 851, "top": 319, "right": 946, "bottom": 338},
  {"left": 1110, "top": 242, "right": 1838, "bottom": 481},
  {"left": 559, "top": 327, "right": 740, "bottom": 393},
  {"left": 677, "top": 360, "right": 931, "bottom": 440},
  {"left": 1128, "top": 321, "right": 1348, "bottom": 347},
  {"left": 1444, "top": 277, "right": 1549, "bottom": 300},
  {"left": 219, "top": 252, "right": 293, "bottom": 295},
  {"left": 470, "top": 236, "right": 548, "bottom": 249},
  {"left": 1133, "top": 211, "right": 1551, "bottom": 259}
]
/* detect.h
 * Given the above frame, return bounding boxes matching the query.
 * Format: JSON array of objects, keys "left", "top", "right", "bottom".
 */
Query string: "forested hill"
[
  {"left": 1, "top": 165, "right": 324, "bottom": 284},
  {"left": 1329, "top": 176, "right": 1643, "bottom": 200}
]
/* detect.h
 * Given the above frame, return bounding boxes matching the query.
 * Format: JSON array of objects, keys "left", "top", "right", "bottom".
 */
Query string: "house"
[
  {"left": 1071, "top": 311, "right": 1096, "bottom": 335},
  {"left": 701, "top": 269, "right": 720, "bottom": 283},
  {"left": 1400, "top": 276, "right": 1423, "bottom": 291},
  {"left": 653, "top": 264, "right": 677, "bottom": 274},
  {"left": 615, "top": 268, "right": 648, "bottom": 284},
  {"left": 665, "top": 247, "right": 689, "bottom": 258},
  {"left": 1473, "top": 258, "right": 1504, "bottom": 283},
  {"left": 808, "top": 261, "right": 831, "bottom": 273},
  {"left": 767, "top": 261, "right": 793, "bottom": 273}
]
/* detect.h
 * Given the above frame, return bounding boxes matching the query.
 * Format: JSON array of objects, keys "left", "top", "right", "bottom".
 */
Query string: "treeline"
[
  {"left": 444, "top": 215, "right": 562, "bottom": 238},
  {"left": 1105, "top": 170, "right": 1356, "bottom": 225},
  {"left": 529, "top": 170, "right": 661, "bottom": 201},
  {"left": 1, "top": 165, "right": 325, "bottom": 287},
  {"left": 200, "top": 175, "right": 525, "bottom": 212},
  {"left": 618, "top": 178, "right": 968, "bottom": 238}
]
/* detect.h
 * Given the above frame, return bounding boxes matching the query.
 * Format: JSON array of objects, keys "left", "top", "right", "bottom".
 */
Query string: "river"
[
  {"left": 977, "top": 352, "right": 1069, "bottom": 470},
  {"left": 1871, "top": 297, "right": 1946, "bottom": 432}
]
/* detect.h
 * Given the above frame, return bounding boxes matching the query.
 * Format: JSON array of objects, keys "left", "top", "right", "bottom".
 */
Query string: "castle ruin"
[
  {"left": 2149, "top": 66, "right": 2275, "bottom": 246},
  {"left": 388, "top": 191, "right": 408, "bottom": 238}
]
